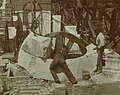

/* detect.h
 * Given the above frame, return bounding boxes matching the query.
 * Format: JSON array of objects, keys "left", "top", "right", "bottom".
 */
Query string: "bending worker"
[{"left": 50, "top": 35, "right": 77, "bottom": 84}]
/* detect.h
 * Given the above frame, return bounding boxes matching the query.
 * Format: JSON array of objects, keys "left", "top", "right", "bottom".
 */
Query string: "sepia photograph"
[{"left": 0, "top": 0, "right": 120, "bottom": 95}]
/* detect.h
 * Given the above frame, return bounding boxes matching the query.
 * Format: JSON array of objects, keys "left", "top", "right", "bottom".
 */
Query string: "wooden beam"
[
  {"left": 107, "top": 36, "right": 120, "bottom": 48},
  {"left": 102, "top": 10, "right": 111, "bottom": 23}
]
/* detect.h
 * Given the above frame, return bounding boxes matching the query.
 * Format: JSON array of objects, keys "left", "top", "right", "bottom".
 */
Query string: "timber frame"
[{"left": 52, "top": 0, "right": 120, "bottom": 49}]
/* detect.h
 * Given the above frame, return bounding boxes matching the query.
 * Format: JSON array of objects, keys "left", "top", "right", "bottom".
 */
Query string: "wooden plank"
[{"left": 107, "top": 36, "right": 120, "bottom": 48}]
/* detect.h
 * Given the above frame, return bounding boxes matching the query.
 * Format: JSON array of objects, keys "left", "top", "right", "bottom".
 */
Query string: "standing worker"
[{"left": 93, "top": 28, "right": 106, "bottom": 74}]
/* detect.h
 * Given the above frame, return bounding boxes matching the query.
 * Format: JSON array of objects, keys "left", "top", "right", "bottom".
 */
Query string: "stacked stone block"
[{"left": 6, "top": 76, "right": 67, "bottom": 95}]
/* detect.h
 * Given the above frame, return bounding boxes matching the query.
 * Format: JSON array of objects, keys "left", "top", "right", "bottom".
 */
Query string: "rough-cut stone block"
[
  {"left": 54, "top": 83, "right": 65, "bottom": 88},
  {"left": 50, "top": 83, "right": 66, "bottom": 95}
]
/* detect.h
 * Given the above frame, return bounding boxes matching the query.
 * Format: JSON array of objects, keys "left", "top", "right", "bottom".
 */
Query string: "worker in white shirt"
[{"left": 93, "top": 28, "right": 106, "bottom": 74}]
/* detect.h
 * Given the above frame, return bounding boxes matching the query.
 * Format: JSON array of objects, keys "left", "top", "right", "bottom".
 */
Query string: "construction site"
[{"left": 0, "top": 0, "right": 120, "bottom": 95}]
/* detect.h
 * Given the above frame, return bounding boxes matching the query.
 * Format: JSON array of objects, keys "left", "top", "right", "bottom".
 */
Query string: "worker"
[
  {"left": 93, "top": 28, "right": 106, "bottom": 74},
  {"left": 50, "top": 35, "right": 77, "bottom": 84}
]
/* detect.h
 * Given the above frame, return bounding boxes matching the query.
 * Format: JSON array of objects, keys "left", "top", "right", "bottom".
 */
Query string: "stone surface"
[{"left": 1, "top": 47, "right": 120, "bottom": 95}]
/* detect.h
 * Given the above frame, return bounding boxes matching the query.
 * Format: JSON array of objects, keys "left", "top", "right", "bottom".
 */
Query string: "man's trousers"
[
  {"left": 97, "top": 47, "right": 104, "bottom": 71},
  {"left": 50, "top": 55, "right": 77, "bottom": 84}
]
